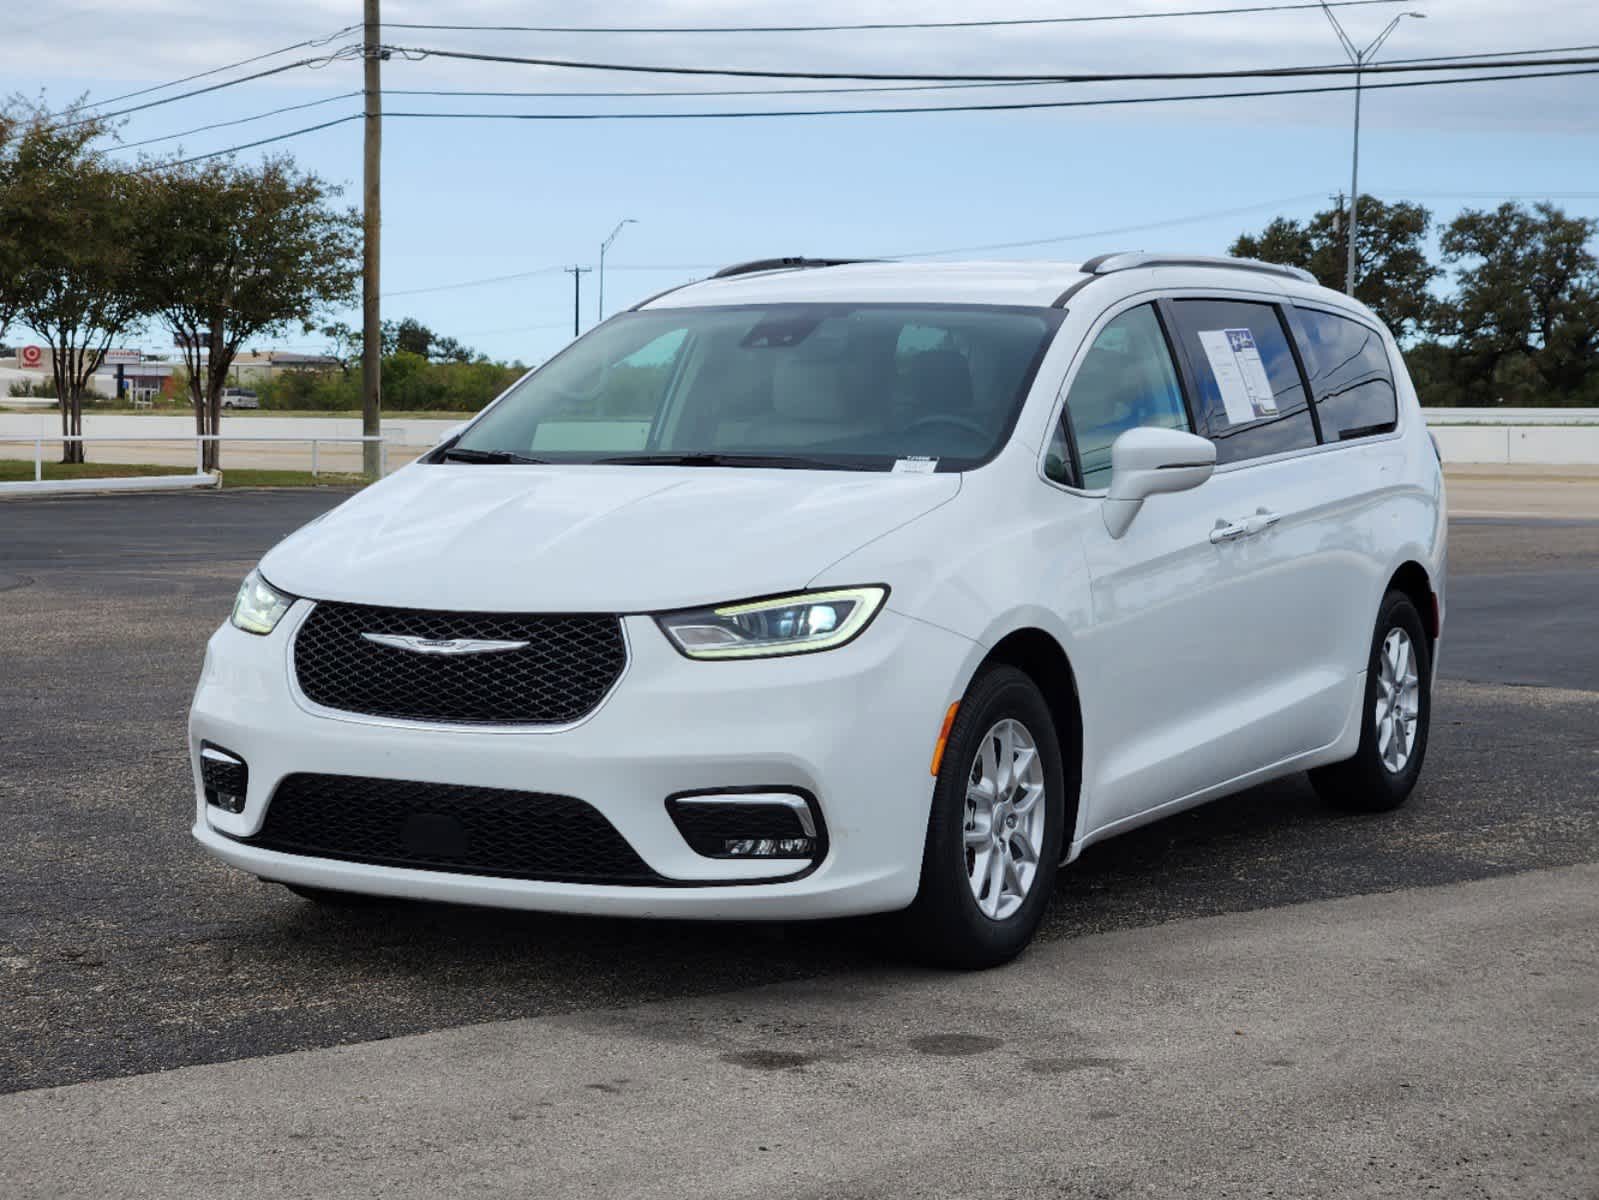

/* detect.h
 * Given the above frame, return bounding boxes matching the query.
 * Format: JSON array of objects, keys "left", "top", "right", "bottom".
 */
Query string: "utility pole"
[
  {"left": 1318, "top": 4, "right": 1426, "bottom": 297},
  {"left": 597, "top": 218, "right": 637, "bottom": 323},
  {"left": 564, "top": 266, "right": 591, "bottom": 338},
  {"left": 361, "top": 0, "right": 384, "bottom": 478}
]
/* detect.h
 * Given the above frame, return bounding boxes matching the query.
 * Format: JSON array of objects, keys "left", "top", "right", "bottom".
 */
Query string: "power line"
[
  {"left": 386, "top": 266, "right": 568, "bottom": 299},
  {"left": 382, "top": 1, "right": 1408, "bottom": 35},
  {"left": 891, "top": 194, "right": 1332, "bottom": 258},
  {"left": 148, "top": 114, "right": 362, "bottom": 168},
  {"left": 1380, "top": 42, "right": 1599, "bottom": 65},
  {"left": 388, "top": 80, "right": 1073, "bottom": 101},
  {"left": 369, "top": 41, "right": 1599, "bottom": 103},
  {"left": 52, "top": 53, "right": 358, "bottom": 131},
  {"left": 79, "top": 25, "right": 358, "bottom": 112},
  {"left": 124, "top": 62, "right": 1586, "bottom": 170},
  {"left": 379, "top": 66, "right": 1599, "bottom": 123},
  {"left": 111, "top": 93, "right": 361, "bottom": 153},
  {"left": 389, "top": 45, "right": 1599, "bottom": 84}
]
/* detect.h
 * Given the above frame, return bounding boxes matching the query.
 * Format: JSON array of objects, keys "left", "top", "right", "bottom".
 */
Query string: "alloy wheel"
[
  {"left": 963, "top": 718, "right": 1047, "bottom": 921},
  {"left": 1375, "top": 627, "right": 1421, "bottom": 774}
]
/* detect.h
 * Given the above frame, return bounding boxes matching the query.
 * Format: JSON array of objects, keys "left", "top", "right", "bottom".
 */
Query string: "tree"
[
  {"left": 391, "top": 316, "right": 434, "bottom": 357},
  {"left": 320, "top": 321, "right": 360, "bottom": 376},
  {"left": 1231, "top": 196, "right": 1438, "bottom": 339},
  {"left": 0, "top": 109, "right": 22, "bottom": 339},
  {"left": 139, "top": 154, "right": 360, "bottom": 469},
  {"left": 0, "top": 103, "right": 148, "bottom": 463},
  {"left": 1432, "top": 202, "right": 1599, "bottom": 406}
]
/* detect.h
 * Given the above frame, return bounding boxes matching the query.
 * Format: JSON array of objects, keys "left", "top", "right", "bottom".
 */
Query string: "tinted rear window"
[
  {"left": 1292, "top": 308, "right": 1398, "bottom": 441},
  {"left": 1167, "top": 299, "right": 1317, "bottom": 465}
]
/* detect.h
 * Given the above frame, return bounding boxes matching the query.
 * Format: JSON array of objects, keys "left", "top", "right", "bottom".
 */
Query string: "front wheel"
[
  {"left": 1310, "top": 590, "right": 1432, "bottom": 813},
  {"left": 901, "top": 665, "right": 1067, "bottom": 969}
]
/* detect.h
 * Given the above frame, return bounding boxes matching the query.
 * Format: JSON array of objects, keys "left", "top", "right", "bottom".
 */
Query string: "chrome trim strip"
[
  {"left": 358, "top": 633, "right": 529, "bottom": 656},
  {"left": 674, "top": 792, "right": 817, "bottom": 838},
  {"left": 200, "top": 746, "right": 245, "bottom": 766}
]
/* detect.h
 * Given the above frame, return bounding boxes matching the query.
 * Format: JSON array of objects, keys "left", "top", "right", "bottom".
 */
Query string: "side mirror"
[
  {"left": 1102, "top": 427, "right": 1216, "bottom": 538},
  {"left": 434, "top": 422, "right": 468, "bottom": 447}
]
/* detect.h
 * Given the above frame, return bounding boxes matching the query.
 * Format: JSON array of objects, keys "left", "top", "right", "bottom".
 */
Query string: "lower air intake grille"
[
  {"left": 240, "top": 773, "right": 661, "bottom": 884},
  {"left": 293, "top": 602, "right": 627, "bottom": 726}
]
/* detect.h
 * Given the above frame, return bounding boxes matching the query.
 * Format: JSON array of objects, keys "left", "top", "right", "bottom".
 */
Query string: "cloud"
[{"left": 5, "top": 0, "right": 1596, "bottom": 134}]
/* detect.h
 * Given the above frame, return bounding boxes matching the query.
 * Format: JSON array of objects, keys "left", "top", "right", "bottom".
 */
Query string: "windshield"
[{"left": 449, "top": 303, "right": 1063, "bottom": 471}]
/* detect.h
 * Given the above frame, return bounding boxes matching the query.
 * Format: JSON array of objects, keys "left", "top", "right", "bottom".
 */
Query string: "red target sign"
[{"left": 19, "top": 345, "right": 42, "bottom": 368}]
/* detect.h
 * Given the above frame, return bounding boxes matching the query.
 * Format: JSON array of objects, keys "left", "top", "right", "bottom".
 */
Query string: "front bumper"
[{"left": 189, "top": 602, "right": 977, "bottom": 919}]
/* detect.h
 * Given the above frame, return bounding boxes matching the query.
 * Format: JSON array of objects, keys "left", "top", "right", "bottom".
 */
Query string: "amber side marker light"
[{"left": 929, "top": 702, "right": 960, "bottom": 777}]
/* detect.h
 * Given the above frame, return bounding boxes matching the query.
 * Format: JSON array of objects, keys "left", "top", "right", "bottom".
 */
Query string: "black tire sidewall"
[
  {"left": 1343, "top": 592, "right": 1433, "bottom": 808},
  {"left": 909, "top": 665, "right": 1067, "bottom": 968}
]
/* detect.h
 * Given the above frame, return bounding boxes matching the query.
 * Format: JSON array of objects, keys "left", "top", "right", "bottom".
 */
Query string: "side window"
[
  {"left": 1044, "top": 417, "right": 1073, "bottom": 485},
  {"left": 1168, "top": 299, "right": 1317, "bottom": 465},
  {"left": 1292, "top": 308, "right": 1398, "bottom": 441},
  {"left": 1060, "top": 304, "right": 1190, "bottom": 489}
]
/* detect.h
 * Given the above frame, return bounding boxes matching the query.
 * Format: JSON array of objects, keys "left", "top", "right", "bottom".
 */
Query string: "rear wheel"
[
  {"left": 1310, "top": 590, "right": 1432, "bottom": 813},
  {"left": 902, "top": 665, "right": 1066, "bottom": 969}
]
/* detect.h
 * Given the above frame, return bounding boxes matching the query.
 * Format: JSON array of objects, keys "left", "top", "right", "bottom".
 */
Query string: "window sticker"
[
  {"left": 892, "top": 456, "right": 939, "bottom": 474},
  {"left": 1196, "top": 328, "right": 1278, "bottom": 425}
]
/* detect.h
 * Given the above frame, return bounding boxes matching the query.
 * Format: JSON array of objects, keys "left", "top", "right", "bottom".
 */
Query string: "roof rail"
[
  {"left": 1079, "top": 252, "right": 1317, "bottom": 285},
  {"left": 711, "top": 256, "right": 877, "bottom": 279}
]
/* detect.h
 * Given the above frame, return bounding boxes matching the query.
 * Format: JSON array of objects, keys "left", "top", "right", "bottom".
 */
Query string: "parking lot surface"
[{"left": 2, "top": 489, "right": 1596, "bottom": 1196}]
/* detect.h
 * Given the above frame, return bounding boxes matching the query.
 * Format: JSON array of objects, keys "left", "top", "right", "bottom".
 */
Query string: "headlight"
[
  {"left": 656, "top": 586, "right": 887, "bottom": 660},
  {"left": 230, "top": 569, "right": 296, "bottom": 635}
]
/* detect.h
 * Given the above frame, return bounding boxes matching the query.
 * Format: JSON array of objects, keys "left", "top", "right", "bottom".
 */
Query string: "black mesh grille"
[
  {"left": 240, "top": 773, "right": 661, "bottom": 884},
  {"left": 293, "top": 602, "right": 626, "bottom": 726}
]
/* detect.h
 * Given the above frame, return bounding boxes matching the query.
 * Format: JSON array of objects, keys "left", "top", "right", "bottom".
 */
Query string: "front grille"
[
  {"left": 240, "top": 773, "right": 661, "bottom": 884},
  {"left": 293, "top": 602, "right": 627, "bottom": 726}
]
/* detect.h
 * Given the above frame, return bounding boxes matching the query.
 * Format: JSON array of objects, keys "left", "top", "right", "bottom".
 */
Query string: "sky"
[{"left": 5, "top": 0, "right": 1598, "bottom": 367}]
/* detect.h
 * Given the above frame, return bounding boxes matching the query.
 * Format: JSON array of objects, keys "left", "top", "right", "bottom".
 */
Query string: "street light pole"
[
  {"left": 597, "top": 218, "right": 638, "bottom": 324},
  {"left": 1319, "top": 5, "right": 1426, "bottom": 296}
]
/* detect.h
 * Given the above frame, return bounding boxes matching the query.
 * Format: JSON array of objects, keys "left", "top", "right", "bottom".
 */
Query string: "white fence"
[
  {"left": 0, "top": 433, "right": 399, "bottom": 494},
  {"left": 1423, "top": 407, "right": 1599, "bottom": 426}
]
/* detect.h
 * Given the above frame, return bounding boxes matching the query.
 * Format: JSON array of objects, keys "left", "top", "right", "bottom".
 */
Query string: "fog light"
[
  {"left": 666, "top": 791, "right": 824, "bottom": 861},
  {"left": 200, "top": 744, "right": 248, "bottom": 814},
  {"left": 723, "top": 836, "right": 814, "bottom": 857}
]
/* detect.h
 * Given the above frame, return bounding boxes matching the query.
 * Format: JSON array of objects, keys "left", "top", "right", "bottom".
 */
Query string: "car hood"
[{"left": 260, "top": 463, "right": 962, "bottom": 612}]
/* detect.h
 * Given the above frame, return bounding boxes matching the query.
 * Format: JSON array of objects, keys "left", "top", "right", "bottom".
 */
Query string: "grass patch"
[{"left": 0, "top": 459, "right": 367, "bottom": 488}]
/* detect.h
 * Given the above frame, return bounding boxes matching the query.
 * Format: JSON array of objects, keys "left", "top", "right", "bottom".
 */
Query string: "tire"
[
  {"left": 1310, "top": 590, "right": 1432, "bottom": 813},
  {"left": 282, "top": 883, "right": 389, "bottom": 907},
  {"left": 901, "top": 665, "right": 1068, "bottom": 969}
]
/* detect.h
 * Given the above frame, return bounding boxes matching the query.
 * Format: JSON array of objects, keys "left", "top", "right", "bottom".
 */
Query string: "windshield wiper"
[
  {"left": 439, "top": 447, "right": 547, "bottom": 465},
  {"left": 592, "top": 452, "right": 861, "bottom": 471}
]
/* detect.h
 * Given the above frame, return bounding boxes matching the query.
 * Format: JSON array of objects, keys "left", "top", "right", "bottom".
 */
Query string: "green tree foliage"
[
  {"left": 138, "top": 154, "right": 360, "bottom": 468},
  {"left": 0, "top": 101, "right": 147, "bottom": 462},
  {"left": 1430, "top": 202, "right": 1599, "bottom": 406},
  {"left": 255, "top": 355, "right": 522, "bottom": 413},
  {"left": 1231, "top": 196, "right": 1438, "bottom": 339}
]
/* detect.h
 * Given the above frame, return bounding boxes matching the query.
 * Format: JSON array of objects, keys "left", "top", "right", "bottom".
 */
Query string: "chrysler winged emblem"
[{"left": 360, "top": 633, "right": 529, "bottom": 656}]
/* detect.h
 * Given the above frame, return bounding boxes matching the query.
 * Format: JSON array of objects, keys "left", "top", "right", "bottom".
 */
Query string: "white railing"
[{"left": 0, "top": 434, "right": 398, "bottom": 484}]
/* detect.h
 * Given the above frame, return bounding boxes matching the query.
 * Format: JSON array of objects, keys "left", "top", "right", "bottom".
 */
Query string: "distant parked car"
[
  {"left": 220, "top": 388, "right": 259, "bottom": 410},
  {"left": 191, "top": 253, "right": 1446, "bottom": 968}
]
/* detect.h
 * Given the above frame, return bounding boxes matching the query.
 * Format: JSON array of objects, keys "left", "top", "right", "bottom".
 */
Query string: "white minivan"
[{"left": 191, "top": 254, "right": 1445, "bottom": 967}]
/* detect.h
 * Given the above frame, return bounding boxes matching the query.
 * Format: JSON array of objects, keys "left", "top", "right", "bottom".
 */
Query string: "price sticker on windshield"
[{"left": 892, "top": 457, "right": 940, "bottom": 474}]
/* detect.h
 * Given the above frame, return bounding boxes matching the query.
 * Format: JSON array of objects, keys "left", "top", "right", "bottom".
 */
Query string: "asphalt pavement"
[{"left": 1, "top": 488, "right": 1596, "bottom": 1197}]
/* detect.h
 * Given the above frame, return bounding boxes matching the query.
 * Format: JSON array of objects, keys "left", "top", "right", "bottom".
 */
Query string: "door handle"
[
  {"left": 1243, "top": 508, "right": 1282, "bottom": 536},
  {"left": 1209, "top": 519, "right": 1248, "bottom": 544}
]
